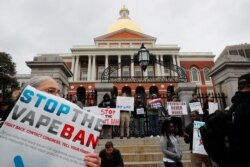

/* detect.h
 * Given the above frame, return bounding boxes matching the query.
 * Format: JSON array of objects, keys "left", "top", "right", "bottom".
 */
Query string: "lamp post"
[{"left": 138, "top": 43, "right": 150, "bottom": 71}]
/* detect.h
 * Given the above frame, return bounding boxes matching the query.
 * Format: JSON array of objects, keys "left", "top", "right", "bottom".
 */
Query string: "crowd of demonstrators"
[
  {"left": 71, "top": 94, "right": 84, "bottom": 109},
  {"left": 133, "top": 94, "right": 146, "bottom": 138},
  {"left": 99, "top": 141, "right": 124, "bottom": 167},
  {"left": 119, "top": 92, "right": 131, "bottom": 139},
  {"left": 147, "top": 94, "right": 161, "bottom": 138},
  {"left": 1, "top": 76, "right": 101, "bottom": 167},
  {"left": 98, "top": 93, "right": 116, "bottom": 139},
  {"left": 170, "top": 95, "right": 184, "bottom": 137},
  {"left": 184, "top": 111, "right": 212, "bottom": 167},
  {"left": 160, "top": 119, "right": 183, "bottom": 167}
]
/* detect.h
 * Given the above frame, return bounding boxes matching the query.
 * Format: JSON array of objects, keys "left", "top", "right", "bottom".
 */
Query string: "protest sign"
[
  {"left": 98, "top": 108, "right": 120, "bottom": 125},
  {"left": 148, "top": 98, "right": 162, "bottom": 109},
  {"left": 189, "top": 102, "right": 203, "bottom": 114},
  {"left": 0, "top": 86, "right": 104, "bottom": 167},
  {"left": 116, "top": 96, "right": 134, "bottom": 111},
  {"left": 136, "top": 108, "right": 145, "bottom": 115},
  {"left": 208, "top": 102, "right": 218, "bottom": 114},
  {"left": 167, "top": 102, "right": 187, "bottom": 115},
  {"left": 192, "top": 121, "right": 208, "bottom": 155}
]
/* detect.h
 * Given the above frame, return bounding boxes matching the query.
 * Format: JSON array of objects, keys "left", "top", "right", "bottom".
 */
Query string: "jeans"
[
  {"left": 164, "top": 162, "right": 183, "bottom": 167},
  {"left": 134, "top": 117, "right": 144, "bottom": 137},
  {"left": 148, "top": 115, "right": 159, "bottom": 136}
]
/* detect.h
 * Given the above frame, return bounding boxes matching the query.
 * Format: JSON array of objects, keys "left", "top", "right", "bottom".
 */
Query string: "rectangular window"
[
  {"left": 134, "top": 66, "right": 142, "bottom": 77},
  {"left": 80, "top": 68, "right": 88, "bottom": 81},
  {"left": 164, "top": 68, "right": 169, "bottom": 75},
  {"left": 122, "top": 66, "right": 130, "bottom": 77},
  {"left": 245, "top": 49, "right": 250, "bottom": 58},
  {"left": 229, "top": 50, "right": 237, "bottom": 55},
  {"left": 110, "top": 70, "right": 117, "bottom": 77},
  {"left": 147, "top": 66, "right": 154, "bottom": 77},
  {"left": 97, "top": 66, "right": 105, "bottom": 80},
  {"left": 238, "top": 50, "right": 245, "bottom": 57}
]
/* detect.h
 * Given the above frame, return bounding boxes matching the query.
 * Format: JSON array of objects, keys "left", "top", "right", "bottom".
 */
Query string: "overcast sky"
[{"left": 0, "top": 0, "right": 249, "bottom": 74}]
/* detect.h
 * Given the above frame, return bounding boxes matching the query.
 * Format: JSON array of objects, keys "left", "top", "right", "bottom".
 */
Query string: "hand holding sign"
[{"left": 0, "top": 86, "right": 104, "bottom": 167}]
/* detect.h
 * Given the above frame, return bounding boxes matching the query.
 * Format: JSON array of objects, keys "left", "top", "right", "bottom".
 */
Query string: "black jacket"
[
  {"left": 98, "top": 93, "right": 116, "bottom": 108},
  {"left": 99, "top": 148, "right": 124, "bottom": 167},
  {"left": 133, "top": 101, "right": 146, "bottom": 118},
  {"left": 184, "top": 122, "right": 193, "bottom": 151}
]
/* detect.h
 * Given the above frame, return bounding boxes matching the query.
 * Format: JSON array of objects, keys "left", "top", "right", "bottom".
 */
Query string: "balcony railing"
[{"left": 108, "top": 76, "right": 181, "bottom": 83}]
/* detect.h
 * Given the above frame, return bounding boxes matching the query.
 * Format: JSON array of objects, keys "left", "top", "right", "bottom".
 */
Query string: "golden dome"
[{"left": 107, "top": 6, "right": 142, "bottom": 33}]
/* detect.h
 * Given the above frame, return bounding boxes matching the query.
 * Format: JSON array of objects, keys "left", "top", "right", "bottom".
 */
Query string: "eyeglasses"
[{"left": 43, "top": 88, "right": 60, "bottom": 96}]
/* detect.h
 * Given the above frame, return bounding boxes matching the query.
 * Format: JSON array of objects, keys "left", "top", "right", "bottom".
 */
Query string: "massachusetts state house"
[{"left": 25, "top": 6, "right": 215, "bottom": 106}]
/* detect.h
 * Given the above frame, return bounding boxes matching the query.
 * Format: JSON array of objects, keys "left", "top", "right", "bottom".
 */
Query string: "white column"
[
  {"left": 176, "top": 54, "right": 181, "bottom": 78},
  {"left": 143, "top": 69, "right": 148, "bottom": 77},
  {"left": 118, "top": 55, "right": 121, "bottom": 77},
  {"left": 74, "top": 56, "right": 79, "bottom": 81},
  {"left": 71, "top": 56, "right": 75, "bottom": 81},
  {"left": 92, "top": 55, "right": 96, "bottom": 81},
  {"left": 160, "top": 55, "right": 165, "bottom": 76},
  {"left": 172, "top": 55, "right": 176, "bottom": 76},
  {"left": 176, "top": 54, "right": 181, "bottom": 67},
  {"left": 131, "top": 55, "right": 134, "bottom": 77},
  {"left": 105, "top": 55, "right": 108, "bottom": 68},
  {"left": 87, "top": 55, "right": 92, "bottom": 81},
  {"left": 157, "top": 55, "right": 161, "bottom": 76}
]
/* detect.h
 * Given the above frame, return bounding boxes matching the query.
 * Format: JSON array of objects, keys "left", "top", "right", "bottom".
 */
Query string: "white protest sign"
[
  {"left": 98, "top": 108, "right": 120, "bottom": 125},
  {"left": 192, "top": 121, "right": 208, "bottom": 155},
  {"left": 148, "top": 98, "right": 162, "bottom": 109},
  {"left": 167, "top": 102, "right": 187, "bottom": 115},
  {"left": 189, "top": 102, "right": 203, "bottom": 114},
  {"left": 136, "top": 108, "right": 145, "bottom": 115},
  {"left": 0, "top": 85, "right": 104, "bottom": 167},
  {"left": 208, "top": 102, "right": 218, "bottom": 114},
  {"left": 116, "top": 96, "right": 134, "bottom": 111}
]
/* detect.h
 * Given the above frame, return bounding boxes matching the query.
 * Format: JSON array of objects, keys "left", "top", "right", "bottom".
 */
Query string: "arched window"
[
  {"left": 190, "top": 67, "right": 200, "bottom": 82},
  {"left": 204, "top": 67, "right": 211, "bottom": 81}
]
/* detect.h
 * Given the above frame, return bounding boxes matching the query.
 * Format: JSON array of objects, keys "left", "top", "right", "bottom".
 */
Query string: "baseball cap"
[
  {"left": 238, "top": 73, "right": 250, "bottom": 90},
  {"left": 152, "top": 94, "right": 157, "bottom": 97}
]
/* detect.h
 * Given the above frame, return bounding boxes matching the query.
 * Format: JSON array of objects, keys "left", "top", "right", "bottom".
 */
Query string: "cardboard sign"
[
  {"left": 167, "top": 102, "right": 187, "bottom": 115},
  {"left": 98, "top": 108, "right": 120, "bottom": 125},
  {"left": 192, "top": 121, "right": 208, "bottom": 155},
  {"left": 189, "top": 102, "right": 203, "bottom": 114},
  {"left": 116, "top": 96, "right": 134, "bottom": 111},
  {"left": 0, "top": 86, "right": 104, "bottom": 167},
  {"left": 136, "top": 108, "right": 145, "bottom": 115},
  {"left": 208, "top": 102, "right": 218, "bottom": 114},
  {"left": 148, "top": 98, "right": 162, "bottom": 109}
]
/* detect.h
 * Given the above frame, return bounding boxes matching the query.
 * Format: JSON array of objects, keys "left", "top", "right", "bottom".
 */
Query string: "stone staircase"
[{"left": 95, "top": 137, "right": 191, "bottom": 167}]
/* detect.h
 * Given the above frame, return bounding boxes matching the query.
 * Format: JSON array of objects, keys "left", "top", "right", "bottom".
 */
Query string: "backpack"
[{"left": 200, "top": 91, "right": 250, "bottom": 167}]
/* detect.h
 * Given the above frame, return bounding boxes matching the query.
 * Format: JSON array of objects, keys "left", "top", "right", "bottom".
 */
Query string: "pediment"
[{"left": 94, "top": 28, "right": 156, "bottom": 41}]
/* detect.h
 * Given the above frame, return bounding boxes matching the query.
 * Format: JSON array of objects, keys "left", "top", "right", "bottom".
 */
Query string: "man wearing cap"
[{"left": 147, "top": 94, "right": 161, "bottom": 138}]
